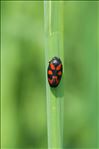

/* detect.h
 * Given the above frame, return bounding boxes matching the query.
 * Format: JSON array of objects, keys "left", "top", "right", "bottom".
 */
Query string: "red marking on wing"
[
  {"left": 57, "top": 71, "right": 62, "bottom": 76},
  {"left": 48, "top": 70, "right": 53, "bottom": 75},
  {"left": 48, "top": 78, "right": 53, "bottom": 84},
  {"left": 56, "top": 64, "right": 62, "bottom": 71},
  {"left": 50, "top": 64, "right": 55, "bottom": 70},
  {"left": 52, "top": 76, "right": 59, "bottom": 84},
  {"left": 52, "top": 76, "right": 58, "bottom": 79},
  {"left": 56, "top": 79, "right": 59, "bottom": 84}
]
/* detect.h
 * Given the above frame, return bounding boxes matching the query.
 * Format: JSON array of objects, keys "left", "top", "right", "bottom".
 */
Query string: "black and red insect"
[{"left": 47, "top": 57, "right": 63, "bottom": 87}]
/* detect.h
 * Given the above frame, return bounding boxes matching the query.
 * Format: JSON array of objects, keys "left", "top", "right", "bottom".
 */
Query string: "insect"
[{"left": 47, "top": 57, "right": 63, "bottom": 87}]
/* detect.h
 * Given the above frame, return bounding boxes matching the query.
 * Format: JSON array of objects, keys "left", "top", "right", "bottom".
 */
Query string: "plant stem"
[{"left": 44, "top": 1, "right": 64, "bottom": 149}]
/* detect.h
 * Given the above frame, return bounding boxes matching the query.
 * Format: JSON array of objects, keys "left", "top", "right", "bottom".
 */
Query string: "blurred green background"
[{"left": 1, "top": 1, "right": 99, "bottom": 149}]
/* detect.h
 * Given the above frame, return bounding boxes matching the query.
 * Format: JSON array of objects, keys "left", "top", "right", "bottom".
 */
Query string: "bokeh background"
[{"left": 1, "top": 1, "right": 99, "bottom": 149}]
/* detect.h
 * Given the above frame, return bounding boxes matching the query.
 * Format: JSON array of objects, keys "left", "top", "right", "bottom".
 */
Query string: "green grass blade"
[{"left": 44, "top": 1, "right": 64, "bottom": 149}]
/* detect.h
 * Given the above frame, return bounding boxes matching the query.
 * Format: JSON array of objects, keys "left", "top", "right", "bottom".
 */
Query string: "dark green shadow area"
[{"left": 50, "top": 78, "right": 64, "bottom": 98}]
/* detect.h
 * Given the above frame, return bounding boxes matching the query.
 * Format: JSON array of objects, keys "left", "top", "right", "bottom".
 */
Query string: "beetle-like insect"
[{"left": 47, "top": 57, "right": 63, "bottom": 87}]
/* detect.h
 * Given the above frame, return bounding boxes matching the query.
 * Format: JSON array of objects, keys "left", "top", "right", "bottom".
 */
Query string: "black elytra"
[{"left": 47, "top": 57, "right": 63, "bottom": 87}]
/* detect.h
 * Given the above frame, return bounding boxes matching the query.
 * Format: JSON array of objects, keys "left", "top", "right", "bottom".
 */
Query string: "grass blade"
[{"left": 44, "top": 1, "right": 64, "bottom": 149}]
